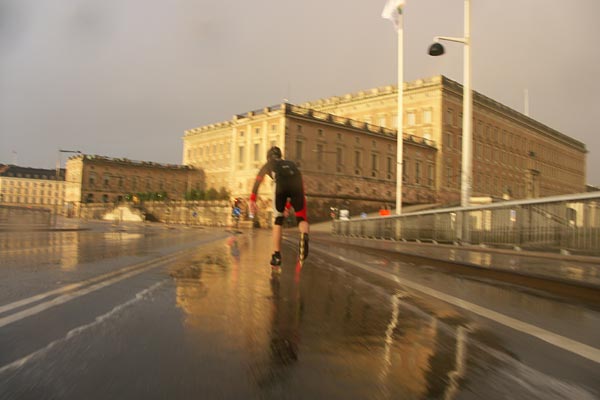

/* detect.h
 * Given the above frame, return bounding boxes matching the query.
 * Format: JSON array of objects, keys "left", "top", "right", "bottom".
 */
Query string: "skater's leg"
[
  {"left": 270, "top": 189, "right": 286, "bottom": 266},
  {"left": 290, "top": 192, "right": 309, "bottom": 261}
]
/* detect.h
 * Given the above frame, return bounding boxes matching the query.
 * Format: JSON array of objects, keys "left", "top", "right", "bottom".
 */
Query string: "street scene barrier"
[{"left": 332, "top": 192, "right": 600, "bottom": 256}]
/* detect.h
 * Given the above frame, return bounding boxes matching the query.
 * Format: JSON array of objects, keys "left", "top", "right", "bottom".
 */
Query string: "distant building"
[
  {"left": 0, "top": 164, "right": 66, "bottom": 211},
  {"left": 65, "top": 155, "right": 205, "bottom": 216},
  {"left": 183, "top": 75, "right": 587, "bottom": 219}
]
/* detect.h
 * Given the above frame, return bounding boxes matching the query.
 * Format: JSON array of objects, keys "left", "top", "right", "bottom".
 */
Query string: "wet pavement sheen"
[{"left": 0, "top": 226, "right": 598, "bottom": 399}]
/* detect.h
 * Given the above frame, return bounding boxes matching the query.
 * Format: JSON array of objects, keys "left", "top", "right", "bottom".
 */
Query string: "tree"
[
  {"left": 218, "top": 187, "right": 230, "bottom": 200},
  {"left": 185, "top": 189, "right": 206, "bottom": 201},
  {"left": 206, "top": 188, "right": 218, "bottom": 200}
]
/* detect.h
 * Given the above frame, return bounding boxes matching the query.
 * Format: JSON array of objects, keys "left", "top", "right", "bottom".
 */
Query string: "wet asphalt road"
[{"left": 0, "top": 223, "right": 599, "bottom": 399}]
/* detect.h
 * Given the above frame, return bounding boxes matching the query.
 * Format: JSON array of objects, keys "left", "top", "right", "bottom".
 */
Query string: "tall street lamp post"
[
  {"left": 428, "top": 0, "right": 472, "bottom": 242},
  {"left": 382, "top": 0, "right": 405, "bottom": 215},
  {"left": 428, "top": 0, "right": 472, "bottom": 209}
]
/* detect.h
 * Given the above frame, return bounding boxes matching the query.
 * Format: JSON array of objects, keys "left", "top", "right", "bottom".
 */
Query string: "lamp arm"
[{"left": 434, "top": 35, "right": 467, "bottom": 45}]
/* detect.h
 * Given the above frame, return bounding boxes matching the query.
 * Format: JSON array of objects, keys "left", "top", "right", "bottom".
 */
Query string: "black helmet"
[{"left": 266, "top": 146, "right": 282, "bottom": 161}]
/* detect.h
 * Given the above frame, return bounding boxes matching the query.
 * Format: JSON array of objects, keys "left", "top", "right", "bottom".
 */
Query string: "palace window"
[
  {"left": 446, "top": 109, "right": 454, "bottom": 126},
  {"left": 423, "top": 109, "right": 432, "bottom": 124},
  {"left": 295, "top": 140, "right": 304, "bottom": 160},
  {"left": 336, "top": 148, "right": 343, "bottom": 165},
  {"left": 444, "top": 132, "right": 452, "bottom": 149},
  {"left": 428, "top": 164, "right": 434, "bottom": 187},
  {"left": 254, "top": 143, "right": 261, "bottom": 162},
  {"left": 371, "top": 154, "right": 378, "bottom": 171},
  {"left": 354, "top": 151, "right": 362, "bottom": 167}
]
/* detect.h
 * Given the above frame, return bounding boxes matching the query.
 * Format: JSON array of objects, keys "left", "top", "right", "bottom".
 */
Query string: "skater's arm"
[
  {"left": 249, "top": 163, "right": 270, "bottom": 214},
  {"left": 250, "top": 163, "right": 270, "bottom": 202},
  {"left": 250, "top": 165, "right": 269, "bottom": 200}
]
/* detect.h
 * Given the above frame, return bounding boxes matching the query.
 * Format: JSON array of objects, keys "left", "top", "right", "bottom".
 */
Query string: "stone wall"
[
  {"left": 142, "top": 200, "right": 232, "bottom": 226},
  {"left": 80, "top": 200, "right": 234, "bottom": 227},
  {"left": 0, "top": 205, "right": 51, "bottom": 229}
]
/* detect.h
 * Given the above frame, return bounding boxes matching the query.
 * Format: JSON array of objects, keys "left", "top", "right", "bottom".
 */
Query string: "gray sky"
[{"left": 1, "top": 0, "right": 599, "bottom": 184}]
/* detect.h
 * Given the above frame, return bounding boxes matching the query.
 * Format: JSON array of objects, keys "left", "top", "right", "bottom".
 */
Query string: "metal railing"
[{"left": 332, "top": 192, "right": 600, "bottom": 256}]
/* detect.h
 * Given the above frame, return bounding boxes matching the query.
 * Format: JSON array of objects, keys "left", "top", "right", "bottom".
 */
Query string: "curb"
[{"left": 314, "top": 233, "right": 600, "bottom": 291}]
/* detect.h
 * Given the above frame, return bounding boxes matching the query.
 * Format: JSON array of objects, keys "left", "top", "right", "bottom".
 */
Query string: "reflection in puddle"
[
  {"left": 168, "top": 233, "right": 597, "bottom": 399},
  {"left": 467, "top": 251, "right": 492, "bottom": 267},
  {"left": 0, "top": 229, "right": 201, "bottom": 272}
]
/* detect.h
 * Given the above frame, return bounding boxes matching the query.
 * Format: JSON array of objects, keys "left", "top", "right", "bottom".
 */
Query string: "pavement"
[
  {"left": 3, "top": 227, "right": 599, "bottom": 398},
  {"left": 310, "top": 220, "right": 600, "bottom": 290}
]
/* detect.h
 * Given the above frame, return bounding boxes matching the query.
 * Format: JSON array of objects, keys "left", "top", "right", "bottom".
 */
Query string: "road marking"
[
  {"left": 0, "top": 250, "right": 190, "bottom": 329},
  {"left": 0, "top": 252, "right": 180, "bottom": 316},
  {"left": 312, "top": 245, "right": 600, "bottom": 364},
  {"left": 0, "top": 280, "right": 167, "bottom": 375},
  {"left": 0, "top": 232, "right": 229, "bottom": 317}
]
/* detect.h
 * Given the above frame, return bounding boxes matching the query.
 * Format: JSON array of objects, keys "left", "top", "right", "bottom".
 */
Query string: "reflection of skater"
[
  {"left": 249, "top": 146, "right": 309, "bottom": 266},
  {"left": 268, "top": 277, "right": 299, "bottom": 365},
  {"left": 227, "top": 236, "right": 240, "bottom": 258}
]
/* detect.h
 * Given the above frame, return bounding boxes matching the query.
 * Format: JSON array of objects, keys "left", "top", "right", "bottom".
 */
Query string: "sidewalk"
[{"left": 311, "top": 225, "right": 600, "bottom": 290}]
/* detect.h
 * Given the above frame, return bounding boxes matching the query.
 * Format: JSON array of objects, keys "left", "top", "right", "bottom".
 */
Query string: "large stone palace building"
[
  {"left": 0, "top": 165, "right": 66, "bottom": 211},
  {"left": 184, "top": 75, "right": 586, "bottom": 218},
  {"left": 184, "top": 103, "right": 437, "bottom": 220},
  {"left": 65, "top": 155, "right": 205, "bottom": 216},
  {"left": 300, "top": 75, "right": 586, "bottom": 200}
]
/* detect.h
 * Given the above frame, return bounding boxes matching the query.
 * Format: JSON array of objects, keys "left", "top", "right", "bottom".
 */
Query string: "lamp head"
[{"left": 428, "top": 42, "right": 445, "bottom": 56}]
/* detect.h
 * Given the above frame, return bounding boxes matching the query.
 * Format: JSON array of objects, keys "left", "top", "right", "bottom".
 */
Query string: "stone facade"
[
  {"left": 65, "top": 155, "right": 205, "bottom": 216},
  {"left": 301, "top": 75, "right": 587, "bottom": 202},
  {"left": 184, "top": 103, "right": 437, "bottom": 221},
  {"left": 183, "top": 75, "right": 587, "bottom": 221},
  {"left": 0, "top": 165, "right": 66, "bottom": 212},
  {"left": 79, "top": 200, "right": 231, "bottom": 226}
]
